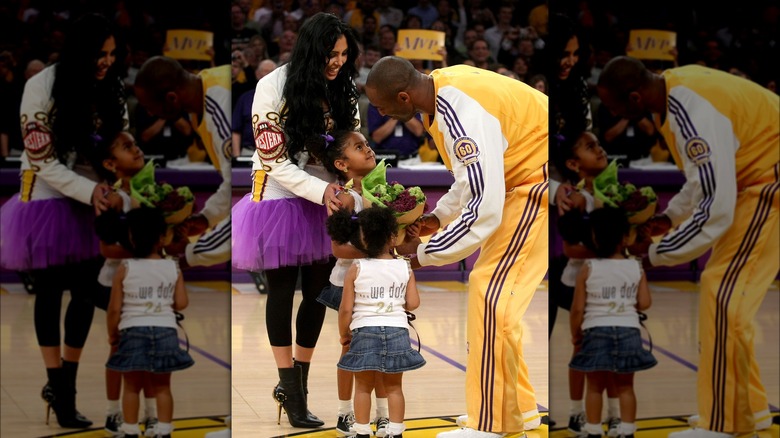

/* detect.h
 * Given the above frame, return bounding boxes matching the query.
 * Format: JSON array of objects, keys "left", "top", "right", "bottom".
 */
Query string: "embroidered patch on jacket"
[
  {"left": 23, "top": 122, "right": 54, "bottom": 161},
  {"left": 255, "top": 121, "right": 286, "bottom": 161},
  {"left": 453, "top": 136, "right": 480, "bottom": 166},
  {"left": 685, "top": 137, "right": 711, "bottom": 166}
]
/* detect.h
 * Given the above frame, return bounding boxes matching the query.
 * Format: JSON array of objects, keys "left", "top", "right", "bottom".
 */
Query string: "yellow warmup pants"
[
  {"left": 465, "top": 167, "right": 548, "bottom": 433},
  {"left": 698, "top": 166, "right": 779, "bottom": 433}
]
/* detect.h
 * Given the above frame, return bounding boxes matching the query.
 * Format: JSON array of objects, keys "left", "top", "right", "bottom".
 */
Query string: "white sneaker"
[
  {"left": 689, "top": 414, "right": 772, "bottom": 431},
  {"left": 456, "top": 415, "right": 468, "bottom": 427},
  {"left": 668, "top": 429, "right": 735, "bottom": 438},
  {"left": 437, "top": 428, "right": 511, "bottom": 438},
  {"left": 455, "top": 415, "right": 540, "bottom": 432}
]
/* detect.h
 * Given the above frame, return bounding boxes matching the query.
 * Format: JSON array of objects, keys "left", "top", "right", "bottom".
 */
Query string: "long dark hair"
[
  {"left": 51, "top": 13, "right": 126, "bottom": 164},
  {"left": 282, "top": 12, "right": 360, "bottom": 164}
]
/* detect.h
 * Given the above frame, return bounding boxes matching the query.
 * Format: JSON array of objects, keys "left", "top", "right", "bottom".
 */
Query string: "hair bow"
[{"left": 322, "top": 133, "right": 335, "bottom": 149}]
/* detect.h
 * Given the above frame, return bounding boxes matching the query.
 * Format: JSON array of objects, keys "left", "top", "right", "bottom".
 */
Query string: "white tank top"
[
  {"left": 329, "top": 188, "right": 365, "bottom": 287},
  {"left": 350, "top": 258, "right": 411, "bottom": 330},
  {"left": 582, "top": 258, "right": 643, "bottom": 330},
  {"left": 118, "top": 258, "right": 179, "bottom": 330}
]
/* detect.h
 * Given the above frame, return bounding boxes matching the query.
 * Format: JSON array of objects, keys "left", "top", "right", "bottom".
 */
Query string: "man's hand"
[
  {"left": 323, "top": 182, "right": 344, "bottom": 215},
  {"left": 555, "top": 182, "right": 576, "bottom": 216},
  {"left": 394, "top": 237, "right": 421, "bottom": 257},
  {"left": 178, "top": 214, "right": 210, "bottom": 237},
  {"left": 92, "top": 182, "right": 111, "bottom": 215},
  {"left": 415, "top": 214, "right": 441, "bottom": 237},
  {"left": 639, "top": 214, "right": 672, "bottom": 237}
]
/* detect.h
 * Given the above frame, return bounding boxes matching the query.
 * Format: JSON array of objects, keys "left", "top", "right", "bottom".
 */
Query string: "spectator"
[
  {"left": 230, "top": 1, "right": 259, "bottom": 51},
  {"left": 367, "top": 102, "right": 425, "bottom": 159},
  {"left": 376, "top": 0, "right": 403, "bottom": 29},
  {"left": 407, "top": 0, "right": 439, "bottom": 29}
]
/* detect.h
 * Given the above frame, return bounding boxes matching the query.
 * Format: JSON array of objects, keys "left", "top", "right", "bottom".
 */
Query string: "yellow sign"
[
  {"left": 164, "top": 29, "right": 214, "bottom": 61},
  {"left": 627, "top": 29, "right": 676, "bottom": 61},
  {"left": 395, "top": 29, "right": 445, "bottom": 61}
]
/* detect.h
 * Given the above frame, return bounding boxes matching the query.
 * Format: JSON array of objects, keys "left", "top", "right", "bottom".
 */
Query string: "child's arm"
[
  {"left": 172, "top": 267, "right": 188, "bottom": 311},
  {"left": 404, "top": 267, "right": 420, "bottom": 311},
  {"left": 635, "top": 266, "right": 651, "bottom": 311},
  {"left": 100, "top": 241, "right": 134, "bottom": 259},
  {"left": 332, "top": 241, "right": 366, "bottom": 259},
  {"left": 338, "top": 263, "right": 358, "bottom": 346},
  {"left": 106, "top": 261, "right": 126, "bottom": 346},
  {"left": 562, "top": 241, "right": 596, "bottom": 259},
  {"left": 570, "top": 262, "right": 589, "bottom": 346}
]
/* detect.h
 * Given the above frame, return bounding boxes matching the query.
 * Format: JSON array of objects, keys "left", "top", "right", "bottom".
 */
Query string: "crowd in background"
[{"left": 1, "top": 0, "right": 777, "bottom": 163}]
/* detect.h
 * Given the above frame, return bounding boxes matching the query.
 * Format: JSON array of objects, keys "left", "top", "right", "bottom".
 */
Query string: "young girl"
[
  {"left": 569, "top": 206, "right": 657, "bottom": 438},
  {"left": 311, "top": 130, "right": 392, "bottom": 437},
  {"left": 327, "top": 206, "right": 425, "bottom": 438},
  {"left": 92, "top": 130, "right": 163, "bottom": 436},
  {"left": 554, "top": 130, "right": 623, "bottom": 436},
  {"left": 106, "top": 207, "right": 194, "bottom": 438}
]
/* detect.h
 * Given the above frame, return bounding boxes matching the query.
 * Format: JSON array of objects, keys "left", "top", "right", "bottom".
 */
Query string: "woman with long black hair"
[
  {"left": 0, "top": 12, "right": 127, "bottom": 429},
  {"left": 231, "top": 12, "right": 360, "bottom": 428}
]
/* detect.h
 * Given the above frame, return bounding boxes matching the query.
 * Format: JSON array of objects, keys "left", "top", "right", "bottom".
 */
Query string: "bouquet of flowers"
[
  {"left": 129, "top": 160, "right": 195, "bottom": 225},
  {"left": 361, "top": 159, "right": 427, "bottom": 244},
  {"left": 591, "top": 160, "right": 658, "bottom": 243}
]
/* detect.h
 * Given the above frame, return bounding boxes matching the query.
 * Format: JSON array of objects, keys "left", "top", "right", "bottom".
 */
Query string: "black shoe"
[
  {"left": 374, "top": 416, "right": 389, "bottom": 437},
  {"left": 336, "top": 412, "right": 356, "bottom": 436},
  {"left": 568, "top": 412, "right": 586, "bottom": 436},
  {"left": 105, "top": 412, "right": 122, "bottom": 436},
  {"left": 45, "top": 367, "right": 93, "bottom": 428},
  {"left": 273, "top": 367, "right": 324, "bottom": 428}
]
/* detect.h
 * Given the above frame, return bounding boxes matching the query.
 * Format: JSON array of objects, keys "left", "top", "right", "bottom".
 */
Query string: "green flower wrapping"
[{"left": 129, "top": 160, "right": 195, "bottom": 224}]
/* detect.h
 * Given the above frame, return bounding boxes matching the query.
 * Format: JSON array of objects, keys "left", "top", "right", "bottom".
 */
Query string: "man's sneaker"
[
  {"left": 142, "top": 417, "right": 159, "bottom": 437},
  {"left": 690, "top": 413, "right": 772, "bottom": 431},
  {"left": 568, "top": 412, "right": 586, "bottom": 436},
  {"left": 606, "top": 417, "right": 621, "bottom": 437},
  {"left": 337, "top": 412, "right": 356, "bottom": 437},
  {"left": 456, "top": 415, "right": 468, "bottom": 427},
  {"left": 668, "top": 429, "right": 736, "bottom": 438},
  {"left": 436, "top": 428, "right": 509, "bottom": 438},
  {"left": 374, "top": 416, "right": 390, "bottom": 437},
  {"left": 105, "top": 412, "right": 123, "bottom": 436}
]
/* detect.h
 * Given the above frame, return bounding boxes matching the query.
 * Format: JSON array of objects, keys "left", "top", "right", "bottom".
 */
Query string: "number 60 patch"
[{"left": 453, "top": 136, "right": 480, "bottom": 166}]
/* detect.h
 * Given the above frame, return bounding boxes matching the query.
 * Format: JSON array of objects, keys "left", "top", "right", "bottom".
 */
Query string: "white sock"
[
  {"left": 120, "top": 422, "right": 142, "bottom": 435},
  {"left": 570, "top": 400, "right": 584, "bottom": 416},
  {"left": 156, "top": 421, "right": 173, "bottom": 435},
  {"left": 617, "top": 422, "right": 636, "bottom": 435},
  {"left": 107, "top": 399, "right": 121, "bottom": 415},
  {"left": 353, "top": 422, "right": 372, "bottom": 435},
  {"left": 523, "top": 409, "right": 541, "bottom": 429},
  {"left": 584, "top": 422, "right": 603, "bottom": 435},
  {"left": 388, "top": 421, "right": 406, "bottom": 435},
  {"left": 375, "top": 397, "right": 389, "bottom": 418},
  {"left": 607, "top": 398, "right": 620, "bottom": 418},
  {"left": 144, "top": 397, "right": 157, "bottom": 418},
  {"left": 338, "top": 399, "right": 354, "bottom": 415}
]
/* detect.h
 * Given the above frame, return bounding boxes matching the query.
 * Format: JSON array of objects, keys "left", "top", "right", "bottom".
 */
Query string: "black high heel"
[
  {"left": 44, "top": 366, "right": 93, "bottom": 428},
  {"left": 273, "top": 359, "right": 321, "bottom": 424},
  {"left": 273, "top": 367, "right": 323, "bottom": 428}
]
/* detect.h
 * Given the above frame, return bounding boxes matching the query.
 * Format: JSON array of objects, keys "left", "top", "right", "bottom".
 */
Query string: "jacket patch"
[
  {"left": 453, "top": 136, "right": 480, "bottom": 166},
  {"left": 23, "top": 122, "right": 54, "bottom": 161},
  {"left": 255, "top": 121, "right": 286, "bottom": 161},
  {"left": 685, "top": 137, "right": 711, "bottom": 166}
]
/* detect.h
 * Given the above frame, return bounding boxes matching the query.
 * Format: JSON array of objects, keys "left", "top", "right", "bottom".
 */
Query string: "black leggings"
[
  {"left": 264, "top": 258, "right": 335, "bottom": 348},
  {"left": 31, "top": 257, "right": 102, "bottom": 348}
]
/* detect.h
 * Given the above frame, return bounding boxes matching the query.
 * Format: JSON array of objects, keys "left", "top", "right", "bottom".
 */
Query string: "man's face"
[
  {"left": 597, "top": 86, "right": 646, "bottom": 121},
  {"left": 366, "top": 86, "right": 416, "bottom": 122},
  {"left": 135, "top": 87, "right": 182, "bottom": 120}
]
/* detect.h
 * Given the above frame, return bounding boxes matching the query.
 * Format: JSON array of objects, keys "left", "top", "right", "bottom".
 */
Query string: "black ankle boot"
[
  {"left": 273, "top": 359, "right": 321, "bottom": 423},
  {"left": 273, "top": 367, "right": 324, "bottom": 428},
  {"left": 45, "top": 367, "right": 93, "bottom": 428}
]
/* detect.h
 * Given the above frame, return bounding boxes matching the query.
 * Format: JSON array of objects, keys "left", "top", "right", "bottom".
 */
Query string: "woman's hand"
[
  {"left": 555, "top": 182, "right": 577, "bottom": 216},
  {"left": 92, "top": 182, "right": 112, "bottom": 215},
  {"left": 324, "top": 182, "right": 344, "bottom": 215}
]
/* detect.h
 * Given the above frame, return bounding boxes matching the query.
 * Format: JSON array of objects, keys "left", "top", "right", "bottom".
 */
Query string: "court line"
[
  {"left": 410, "top": 339, "right": 548, "bottom": 412},
  {"left": 643, "top": 339, "right": 779, "bottom": 411},
  {"left": 179, "top": 339, "right": 231, "bottom": 370}
]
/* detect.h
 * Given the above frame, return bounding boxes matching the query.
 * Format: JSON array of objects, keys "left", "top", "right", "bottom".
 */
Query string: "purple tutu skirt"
[
  {"left": 231, "top": 194, "right": 332, "bottom": 271},
  {"left": 0, "top": 195, "right": 100, "bottom": 271}
]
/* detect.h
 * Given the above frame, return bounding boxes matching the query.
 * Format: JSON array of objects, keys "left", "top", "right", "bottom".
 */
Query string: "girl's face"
[
  {"left": 337, "top": 132, "right": 376, "bottom": 176},
  {"left": 568, "top": 132, "right": 607, "bottom": 177},
  {"left": 325, "top": 35, "right": 349, "bottom": 81},
  {"left": 105, "top": 132, "right": 145, "bottom": 176},
  {"left": 559, "top": 35, "right": 579, "bottom": 80},
  {"left": 95, "top": 36, "right": 116, "bottom": 81}
]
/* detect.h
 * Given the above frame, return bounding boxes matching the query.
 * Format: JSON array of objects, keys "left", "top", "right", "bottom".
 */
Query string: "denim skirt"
[
  {"left": 569, "top": 326, "right": 657, "bottom": 373},
  {"left": 317, "top": 283, "right": 343, "bottom": 311},
  {"left": 107, "top": 326, "right": 194, "bottom": 373},
  {"left": 338, "top": 326, "right": 426, "bottom": 374}
]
